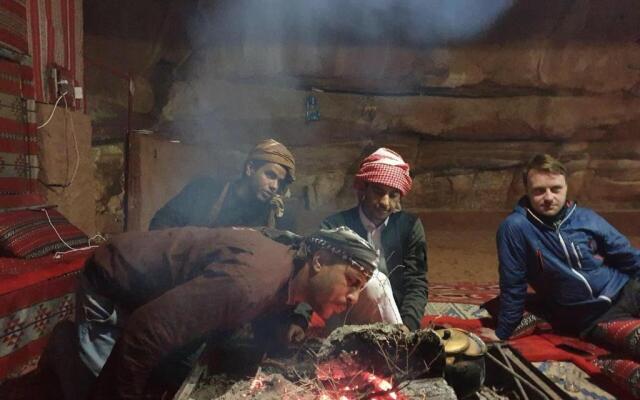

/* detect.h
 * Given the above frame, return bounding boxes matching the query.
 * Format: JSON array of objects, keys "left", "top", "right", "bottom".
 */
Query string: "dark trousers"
[
  {"left": 42, "top": 320, "right": 207, "bottom": 400},
  {"left": 584, "top": 278, "right": 640, "bottom": 359},
  {"left": 39, "top": 320, "right": 96, "bottom": 400}
]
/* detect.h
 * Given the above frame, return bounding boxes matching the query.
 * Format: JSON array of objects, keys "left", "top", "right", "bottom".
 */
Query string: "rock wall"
[
  {"left": 159, "top": 40, "right": 640, "bottom": 211},
  {"left": 84, "top": 0, "right": 640, "bottom": 230},
  {"left": 93, "top": 144, "right": 125, "bottom": 234},
  {"left": 84, "top": 0, "right": 192, "bottom": 142}
]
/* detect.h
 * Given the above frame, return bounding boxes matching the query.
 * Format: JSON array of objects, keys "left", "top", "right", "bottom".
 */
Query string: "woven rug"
[
  {"left": 426, "top": 281, "right": 498, "bottom": 319},
  {"left": 535, "top": 361, "right": 616, "bottom": 400},
  {"left": 425, "top": 302, "right": 489, "bottom": 319},
  {"left": 425, "top": 282, "right": 618, "bottom": 399},
  {"left": 429, "top": 282, "right": 499, "bottom": 305}
]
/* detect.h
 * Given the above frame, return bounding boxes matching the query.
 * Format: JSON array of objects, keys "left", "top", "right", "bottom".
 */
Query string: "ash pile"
[{"left": 180, "top": 324, "right": 463, "bottom": 400}]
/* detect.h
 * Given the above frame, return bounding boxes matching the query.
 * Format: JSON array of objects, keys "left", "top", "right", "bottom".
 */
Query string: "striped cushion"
[
  {"left": 597, "top": 358, "right": 640, "bottom": 399},
  {"left": 0, "top": 208, "right": 88, "bottom": 258}
]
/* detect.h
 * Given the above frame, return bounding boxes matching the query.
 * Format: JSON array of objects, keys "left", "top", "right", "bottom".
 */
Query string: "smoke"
[
  {"left": 189, "top": 0, "right": 515, "bottom": 47},
  {"left": 163, "top": 0, "right": 516, "bottom": 138}
]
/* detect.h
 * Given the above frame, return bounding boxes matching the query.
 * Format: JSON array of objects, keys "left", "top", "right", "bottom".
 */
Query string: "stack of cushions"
[{"left": 0, "top": 208, "right": 88, "bottom": 259}]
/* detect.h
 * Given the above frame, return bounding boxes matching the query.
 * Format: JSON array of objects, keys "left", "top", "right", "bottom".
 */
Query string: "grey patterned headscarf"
[{"left": 298, "top": 226, "right": 378, "bottom": 277}]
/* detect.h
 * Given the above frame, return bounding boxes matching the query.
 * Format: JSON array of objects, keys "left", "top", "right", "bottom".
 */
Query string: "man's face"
[
  {"left": 246, "top": 162, "right": 288, "bottom": 202},
  {"left": 360, "top": 183, "right": 402, "bottom": 226},
  {"left": 526, "top": 170, "right": 568, "bottom": 218},
  {"left": 306, "top": 259, "right": 369, "bottom": 320}
]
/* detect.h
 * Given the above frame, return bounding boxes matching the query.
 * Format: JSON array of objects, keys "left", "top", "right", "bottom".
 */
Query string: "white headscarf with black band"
[{"left": 298, "top": 226, "right": 378, "bottom": 278}]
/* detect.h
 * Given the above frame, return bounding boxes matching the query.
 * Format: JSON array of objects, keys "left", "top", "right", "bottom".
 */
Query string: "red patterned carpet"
[{"left": 429, "top": 282, "right": 499, "bottom": 305}]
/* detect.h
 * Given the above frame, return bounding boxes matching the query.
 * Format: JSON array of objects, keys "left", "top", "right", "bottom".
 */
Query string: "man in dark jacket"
[
  {"left": 149, "top": 138, "right": 296, "bottom": 231},
  {"left": 494, "top": 154, "right": 640, "bottom": 352},
  {"left": 321, "top": 148, "right": 428, "bottom": 332},
  {"left": 149, "top": 138, "right": 307, "bottom": 342},
  {"left": 50, "top": 226, "right": 376, "bottom": 400}
]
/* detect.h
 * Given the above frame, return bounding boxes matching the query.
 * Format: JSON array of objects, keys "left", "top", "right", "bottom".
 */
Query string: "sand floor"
[
  {"left": 423, "top": 211, "right": 640, "bottom": 284},
  {"left": 297, "top": 210, "right": 640, "bottom": 284}
]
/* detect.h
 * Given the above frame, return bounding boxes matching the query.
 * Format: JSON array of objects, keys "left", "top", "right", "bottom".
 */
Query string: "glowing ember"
[
  {"left": 234, "top": 351, "right": 404, "bottom": 400},
  {"left": 312, "top": 370, "right": 404, "bottom": 400},
  {"left": 248, "top": 375, "right": 265, "bottom": 392},
  {"left": 243, "top": 374, "right": 400, "bottom": 400}
]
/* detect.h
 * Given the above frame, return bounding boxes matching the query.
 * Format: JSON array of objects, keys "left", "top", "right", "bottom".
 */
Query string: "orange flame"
[
  {"left": 247, "top": 369, "right": 402, "bottom": 399},
  {"left": 315, "top": 371, "right": 402, "bottom": 400}
]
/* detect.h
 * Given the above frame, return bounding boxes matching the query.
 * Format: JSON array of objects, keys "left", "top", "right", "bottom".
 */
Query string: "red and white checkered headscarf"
[{"left": 353, "top": 148, "right": 412, "bottom": 196}]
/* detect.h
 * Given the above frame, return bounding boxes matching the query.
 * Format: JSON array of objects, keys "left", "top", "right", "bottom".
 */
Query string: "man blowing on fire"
[
  {"left": 149, "top": 138, "right": 296, "bottom": 231},
  {"left": 321, "top": 148, "right": 428, "bottom": 332},
  {"left": 52, "top": 226, "right": 377, "bottom": 400},
  {"left": 149, "top": 138, "right": 310, "bottom": 342},
  {"left": 491, "top": 154, "right": 640, "bottom": 394}
]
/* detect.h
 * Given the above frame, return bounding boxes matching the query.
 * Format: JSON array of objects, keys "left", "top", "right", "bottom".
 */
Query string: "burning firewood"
[
  {"left": 317, "top": 323, "right": 445, "bottom": 383},
  {"left": 185, "top": 323, "right": 453, "bottom": 400}
]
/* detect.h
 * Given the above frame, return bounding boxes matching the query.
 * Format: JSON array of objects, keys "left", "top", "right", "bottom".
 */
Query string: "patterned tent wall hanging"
[
  {"left": 0, "top": 59, "right": 39, "bottom": 208},
  {"left": 26, "top": 0, "right": 83, "bottom": 106},
  {"left": 0, "top": 0, "right": 28, "bottom": 55}
]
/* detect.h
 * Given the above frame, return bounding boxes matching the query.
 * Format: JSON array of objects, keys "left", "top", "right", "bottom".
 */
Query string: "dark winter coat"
[
  {"left": 496, "top": 198, "right": 640, "bottom": 339},
  {"left": 148, "top": 177, "right": 294, "bottom": 231}
]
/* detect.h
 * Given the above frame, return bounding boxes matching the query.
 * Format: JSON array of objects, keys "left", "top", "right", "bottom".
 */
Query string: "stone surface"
[
  {"left": 212, "top": 374, "right": 312, "bottom": 400},
  {"left": 182, "top": 42, "right": 640, "bottom": 95},
  {"left": 127, "top": 134, "right": 640, "bottom": 233},
  {"left": 85, "top": 0, "right": 640, "bottom": 227},
  {"left": 399, "top": 378, "right": 458, "bottom": 400},
  {"left": 161, "top": 78, "right": 640, "bottom": 142},
  {"left": 93, "top": 144, "right": 125, "bottom": 235},
  {"left": 303, "top": 171, "right": 347, "bottom": 211}
]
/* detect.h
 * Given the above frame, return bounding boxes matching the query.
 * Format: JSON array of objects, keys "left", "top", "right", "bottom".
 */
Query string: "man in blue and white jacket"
[{"left": 495, "top": 153, "right": 640, "bottom": 343}]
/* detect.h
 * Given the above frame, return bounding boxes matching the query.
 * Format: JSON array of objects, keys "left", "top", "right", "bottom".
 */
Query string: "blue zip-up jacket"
[{"left": 496, "top": 197, "right": 640, "bottom": 339}]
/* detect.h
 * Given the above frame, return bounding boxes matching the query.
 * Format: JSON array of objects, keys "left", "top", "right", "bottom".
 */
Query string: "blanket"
[
  {"left": 0, "top": 249, "right": 91, "bottom": 381},
  {"left": 423, "top": 282, "right": 632, "bottom": 399}
]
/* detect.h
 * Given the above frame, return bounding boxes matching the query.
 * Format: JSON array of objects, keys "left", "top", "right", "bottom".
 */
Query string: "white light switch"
[{"left": 74, "top": 86, "right": 83, "bottom": 100}]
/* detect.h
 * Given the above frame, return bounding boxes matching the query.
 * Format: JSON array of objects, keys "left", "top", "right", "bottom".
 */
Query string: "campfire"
[
  {"left": 228, "top": 369, "right": 402, "bottom": 400},
  {"left": 183, "top": 324, "right": 456, "bottom": 400},
  {"left": 180, "top": 323, "right": 573, "bottom": 400}
]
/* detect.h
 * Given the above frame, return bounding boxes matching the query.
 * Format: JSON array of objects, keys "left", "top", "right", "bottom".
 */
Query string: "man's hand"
[
  {"left": 287, "top": 322, "right": 306, "bottom": 344},
  {"left": 270, "top": 194, "right": 285, "bottom": 218},
  {"left": 477, "top": 327, "right": 501, "bottom": 343},
  {"left": 395, "top": 324, "right": 411, "bottom": 334}
]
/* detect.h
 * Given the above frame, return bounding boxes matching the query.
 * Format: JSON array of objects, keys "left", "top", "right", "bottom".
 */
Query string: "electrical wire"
[
  {"left": 62, "top": 94, "right": 80, "bottom": 186},
  {"left": 41, "top": 207, "right": 81, "bottom": 250},
  {"left": 37, "top": 92, "right": 80, "bottom": 188},
  {"left": 37, "top": 92, "right": 67, "bottom": 129},
  {"left": 41, "top": 208, "right": 101, "bottom": 258}
]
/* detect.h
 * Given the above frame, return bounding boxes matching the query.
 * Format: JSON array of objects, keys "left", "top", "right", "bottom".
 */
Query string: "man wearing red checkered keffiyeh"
[
  {"left": 353, "top": 147, "right": 413, "bottom": 198},
  {"left": 321, "top": 147, "right": 428, "bottom": 333}
]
